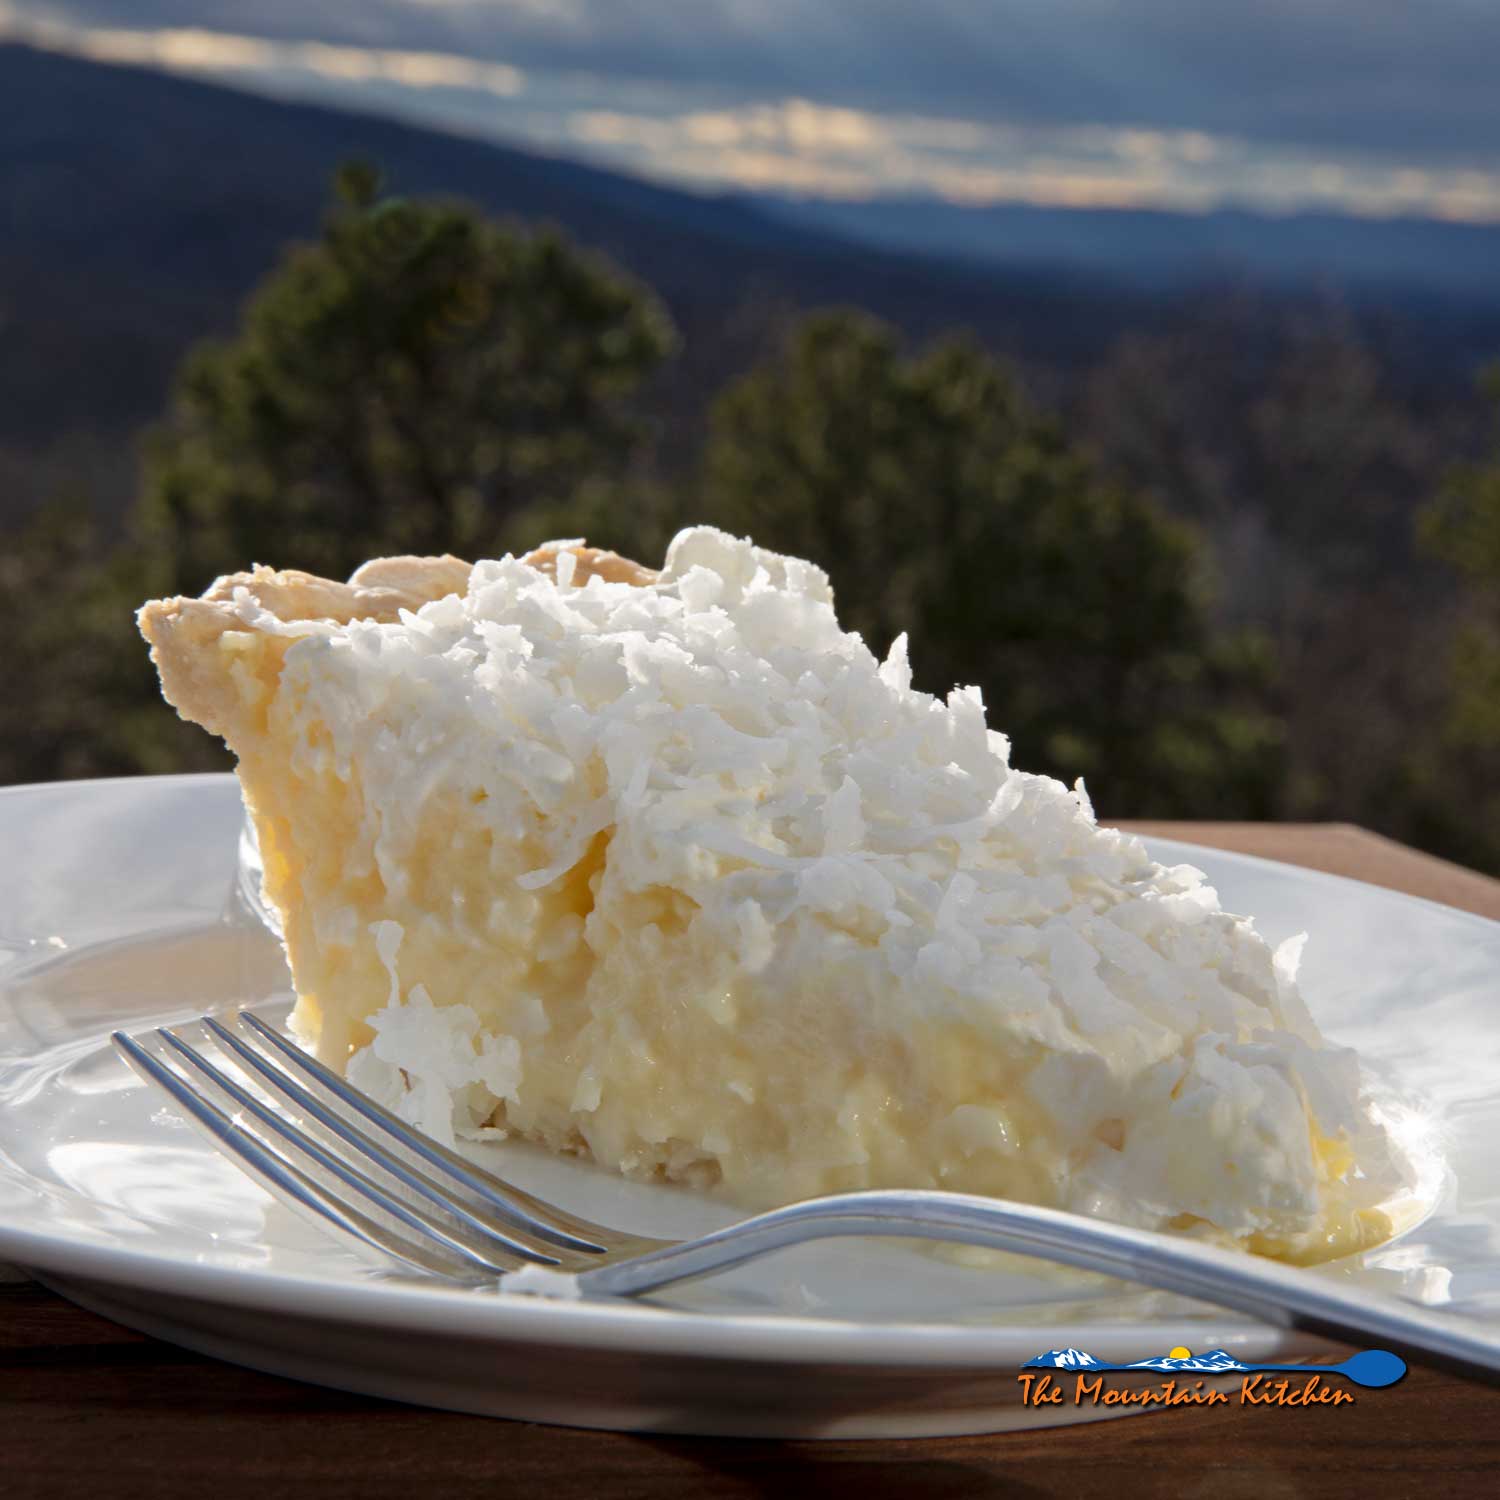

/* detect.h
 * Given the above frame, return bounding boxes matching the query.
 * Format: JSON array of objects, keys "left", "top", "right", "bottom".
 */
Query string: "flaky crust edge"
[{"left": 137, "top": 545, "right": 655, "bottom": 743}]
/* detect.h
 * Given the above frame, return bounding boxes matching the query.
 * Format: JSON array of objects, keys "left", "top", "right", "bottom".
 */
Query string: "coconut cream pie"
[{"left": 138, "top": 527, "right": 1399, "bottom": 1263}]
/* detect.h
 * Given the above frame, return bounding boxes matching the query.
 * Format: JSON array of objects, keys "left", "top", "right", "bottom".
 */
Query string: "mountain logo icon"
[
  {"left": 1125, "top": 1348, "right": 1248, "bottom": 1373},
  {"left": 1022, "top": 1348, "right": 1104, "bottom": 1369}
]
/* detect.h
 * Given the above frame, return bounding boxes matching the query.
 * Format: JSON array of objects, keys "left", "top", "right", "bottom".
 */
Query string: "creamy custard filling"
[{"left": 140, "top": 529, "right": 1405, "bottom": 1263}]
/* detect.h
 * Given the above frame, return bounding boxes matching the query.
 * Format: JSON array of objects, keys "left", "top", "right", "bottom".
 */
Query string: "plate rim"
[{"left": 0, "top": 1212, "right": 1317, "bottom": 1369}]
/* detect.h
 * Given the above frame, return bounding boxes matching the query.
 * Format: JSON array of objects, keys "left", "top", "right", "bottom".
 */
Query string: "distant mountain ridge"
[
  {"left": 0, "top": 40, "right": 1150, "bottom": 525},
  {"left": 763, "top": 194, "right": 1500, "bottom": 304},
  {"left": 3, "top": 40, "right": 1499, "bottom": 530}
]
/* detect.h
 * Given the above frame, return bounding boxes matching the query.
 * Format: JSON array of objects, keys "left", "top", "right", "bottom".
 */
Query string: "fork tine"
[
  {"left": 235, "top": 1010, "right": 661, "bottom": 1253},
  {"left": 198, "top": 1015, "right": 597, "bottom": 1260},
  {"left": 151, "top": 1026, "right": 546, "bottom": 1275},
  {"left": 111, "top": 1030, "right": 488, "bottom": 1282}
]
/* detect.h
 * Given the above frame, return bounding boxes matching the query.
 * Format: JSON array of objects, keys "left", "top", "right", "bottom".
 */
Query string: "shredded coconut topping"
[{"left": 248, "top": 526, "right": 1398, "bottom": 1247}]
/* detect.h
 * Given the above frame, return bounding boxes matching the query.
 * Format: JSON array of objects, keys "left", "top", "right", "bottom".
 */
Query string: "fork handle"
[{"left": 573, "top": 1189, "right": 1500, "bottom": 1382}]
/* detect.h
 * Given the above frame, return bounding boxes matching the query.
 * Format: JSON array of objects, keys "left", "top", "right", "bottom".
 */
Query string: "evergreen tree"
[
  {"left": 1408, "top": 363, "right": 1500, "bottom": 870},
  {"left": 1421, "top": 363, "right": 1500, "bottom": 748},
  {"left": 138, "top": 162, "right": 676, "bottom": 593},
  {"left": 701, "top": 313, "right": 1281, "bottom": 816}
]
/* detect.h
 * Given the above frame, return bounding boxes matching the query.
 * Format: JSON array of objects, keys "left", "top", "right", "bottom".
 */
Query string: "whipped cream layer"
[{"left": 218, "top": 528, "right": 1397, "bottom": 1260}]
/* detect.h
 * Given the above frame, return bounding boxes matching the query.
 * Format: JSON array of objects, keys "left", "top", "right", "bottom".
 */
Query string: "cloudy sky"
[{"left": 6, "top": 0, "right": 1500, "bottom": 220}]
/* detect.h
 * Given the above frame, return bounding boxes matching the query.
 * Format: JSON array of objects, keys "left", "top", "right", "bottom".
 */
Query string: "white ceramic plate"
[{"left": 1, "top": 775, "right": 1496, "bottom": 1438}]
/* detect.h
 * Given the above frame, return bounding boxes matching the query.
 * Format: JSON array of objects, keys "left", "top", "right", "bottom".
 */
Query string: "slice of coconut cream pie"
[{"left": 139, "top": 527, "right": 1398, "bottom": 1262}]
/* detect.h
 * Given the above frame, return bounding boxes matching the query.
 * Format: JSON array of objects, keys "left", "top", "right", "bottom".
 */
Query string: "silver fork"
[{"left": 113, "top": 1013, "right": 1500, "bottom": 1382}]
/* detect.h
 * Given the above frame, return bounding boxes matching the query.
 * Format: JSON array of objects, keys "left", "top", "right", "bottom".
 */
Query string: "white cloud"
[
  {"left": 566, "top": 95, "right": 1500, "bottom": 221},
  {"left": 11, "top": 16, "right": 524, "bottom": 95},
  {"left": 7, "top": 11, "right": 1500, "bottom": 223}
]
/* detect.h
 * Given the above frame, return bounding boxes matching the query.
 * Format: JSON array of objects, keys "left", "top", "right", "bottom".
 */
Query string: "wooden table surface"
[{"left": 5, "top": 823, "right": 1498, "bottom": 1499}]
